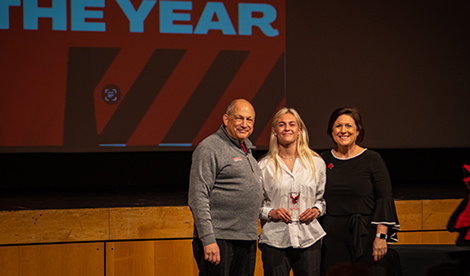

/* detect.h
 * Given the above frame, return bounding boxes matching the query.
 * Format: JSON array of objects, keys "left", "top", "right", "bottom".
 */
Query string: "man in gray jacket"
[{"left": 189, "top": 99, "right": 263, "bottom": 276}]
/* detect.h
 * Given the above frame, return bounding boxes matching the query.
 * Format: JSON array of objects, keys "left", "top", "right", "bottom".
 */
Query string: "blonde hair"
[{"left": 262, "top": 107, "right": 320, "bottom": 183}]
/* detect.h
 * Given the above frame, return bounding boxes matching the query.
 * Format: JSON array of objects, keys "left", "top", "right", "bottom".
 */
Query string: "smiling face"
[
  {"left": 223, "top": 100, "right": 255, "bottom": 143},
  {"left": 273, "top": 113, "right": 301, "bottom": 147},
  {"left": 332, "top": 114, "right": 359, "bottom": 148}
]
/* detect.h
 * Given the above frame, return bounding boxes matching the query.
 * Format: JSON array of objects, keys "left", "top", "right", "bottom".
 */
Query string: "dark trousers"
[
  {"left": 192, "top": 238, "right": 257, "bottom": 276},
  {"left": 260, "top": 241, "right": 322, "bottom": 276}
]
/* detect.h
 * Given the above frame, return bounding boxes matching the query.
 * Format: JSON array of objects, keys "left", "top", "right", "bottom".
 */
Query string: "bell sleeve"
[{"left": 370, "top": 152, "right": 401, "bottom": 242}]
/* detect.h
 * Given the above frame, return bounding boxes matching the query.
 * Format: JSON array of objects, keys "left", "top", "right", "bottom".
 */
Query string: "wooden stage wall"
[{"left": 0, "top": 199, "right": 463, "bottom": 276}]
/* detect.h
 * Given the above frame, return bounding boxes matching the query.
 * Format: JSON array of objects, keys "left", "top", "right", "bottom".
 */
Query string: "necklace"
[{"left": 279, "top": 154, "right": 297, "bottom": 162}]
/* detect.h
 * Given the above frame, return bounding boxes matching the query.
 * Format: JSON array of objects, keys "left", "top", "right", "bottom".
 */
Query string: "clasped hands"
[{"left": 269, "top": 207, "right": 319, "bottom": 223}]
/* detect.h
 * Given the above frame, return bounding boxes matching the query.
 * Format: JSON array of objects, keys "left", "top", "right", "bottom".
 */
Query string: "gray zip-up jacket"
[{"left": 188, "top": 125, "right": 263, "bottom": 246}]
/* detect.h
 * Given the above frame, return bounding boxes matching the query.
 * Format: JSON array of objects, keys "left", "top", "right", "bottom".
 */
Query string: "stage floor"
[
  {"left": 0, "top": 181, "right": 467, "bottom": 211},
  {"left": 0, "top": 187, "right": 189, "bottom": 211},
  {"left": 1, "top": 148, "right": 469, "bottom": 211},
  {"left": 389, "top": 244, "right": 470, "bottom": 276}
]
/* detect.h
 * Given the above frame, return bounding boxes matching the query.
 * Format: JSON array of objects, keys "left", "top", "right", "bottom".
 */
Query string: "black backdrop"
[{"left": 287, "top": 1, "right": 470, "bottom": 149}]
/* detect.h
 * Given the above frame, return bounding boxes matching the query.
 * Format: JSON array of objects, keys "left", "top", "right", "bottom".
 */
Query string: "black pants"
[
  {"left": 260, "top": 242, "right": 321, "bottom": 276},
  {"left": 192, "top": 238, "right": 257, "bottom": 276}
]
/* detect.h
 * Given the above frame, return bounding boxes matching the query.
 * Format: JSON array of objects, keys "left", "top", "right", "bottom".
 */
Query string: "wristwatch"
[{"left": 375, "top": 233, "right": 387, "bottom": 239}]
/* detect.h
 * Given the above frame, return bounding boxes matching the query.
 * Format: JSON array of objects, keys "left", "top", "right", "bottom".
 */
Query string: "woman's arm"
[{"left": 373, "top": 224, "right": 388, "bottom": 262}]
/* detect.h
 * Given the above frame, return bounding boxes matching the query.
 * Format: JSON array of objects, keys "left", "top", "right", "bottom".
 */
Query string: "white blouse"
[{"left": 258, "top": 155, "right": 327, "bottom": 249}]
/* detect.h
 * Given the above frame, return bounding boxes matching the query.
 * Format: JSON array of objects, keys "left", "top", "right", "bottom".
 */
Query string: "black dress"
[{"left": 320, "top": 149, "right": 400, "bottom": 276}]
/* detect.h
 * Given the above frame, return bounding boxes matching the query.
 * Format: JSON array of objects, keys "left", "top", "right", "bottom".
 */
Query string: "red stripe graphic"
[{"left": 0, "top": 0, "right": 286, "bottom": 152}]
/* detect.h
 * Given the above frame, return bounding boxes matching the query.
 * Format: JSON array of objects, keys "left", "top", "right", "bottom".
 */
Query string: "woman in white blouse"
[{"left": 258, "top": 107, "right": 326, "bottom": 276}]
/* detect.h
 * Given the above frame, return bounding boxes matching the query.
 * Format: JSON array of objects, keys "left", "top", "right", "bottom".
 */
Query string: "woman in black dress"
[{"left": 320, "top": 107, "right": 400, "bottom": 276}]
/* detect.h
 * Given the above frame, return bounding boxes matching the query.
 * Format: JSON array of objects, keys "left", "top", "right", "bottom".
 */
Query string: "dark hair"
[{"left": 327, "top": 106, "right": 365, "bottom": 144}]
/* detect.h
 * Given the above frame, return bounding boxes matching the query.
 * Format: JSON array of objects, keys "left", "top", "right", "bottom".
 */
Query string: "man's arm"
[{"left": 188, "top": 143, "right": 220, "bottom": 264}]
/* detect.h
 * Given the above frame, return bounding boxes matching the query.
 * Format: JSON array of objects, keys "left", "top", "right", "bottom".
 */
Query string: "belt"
[{"left": 348, "top": 213, "right": 368, "bottom": 260}]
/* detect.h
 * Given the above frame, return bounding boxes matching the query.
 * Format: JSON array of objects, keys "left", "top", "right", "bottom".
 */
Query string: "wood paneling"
[
  {"left": 422, "top": 199, "right": 463, "bottom": 230},
  {"left": 394, "top": 199, "right": 462, "bottom": 245},
  {"left": 395, "top": 231, "right": 459, "bottom": 245},
  {"left": 0, "top": 242, "right": 104, "bottom": 276},
  {"left": 395, "top": 200, "right": 422, "bottom": 231},
  {"left": 0, "top": 199, "right": 465, "bottom": 276},
  {"left": 0, "top": 206, "right": 194, "bottom": 245},
  {"left": 0, "top": 199, "right": 463, "bottom": 247},
  {"left": 106, "top": 240, "right": 198, "bottom": 276},
  {"left": 109, "top": 206, "right": 193, "bottom": 240},
  {"left": 105, "top": 240, "right": 273, "bottom": 276},
  {"left": 0, "top": 208, "right": 109, "bottom": 245}
]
